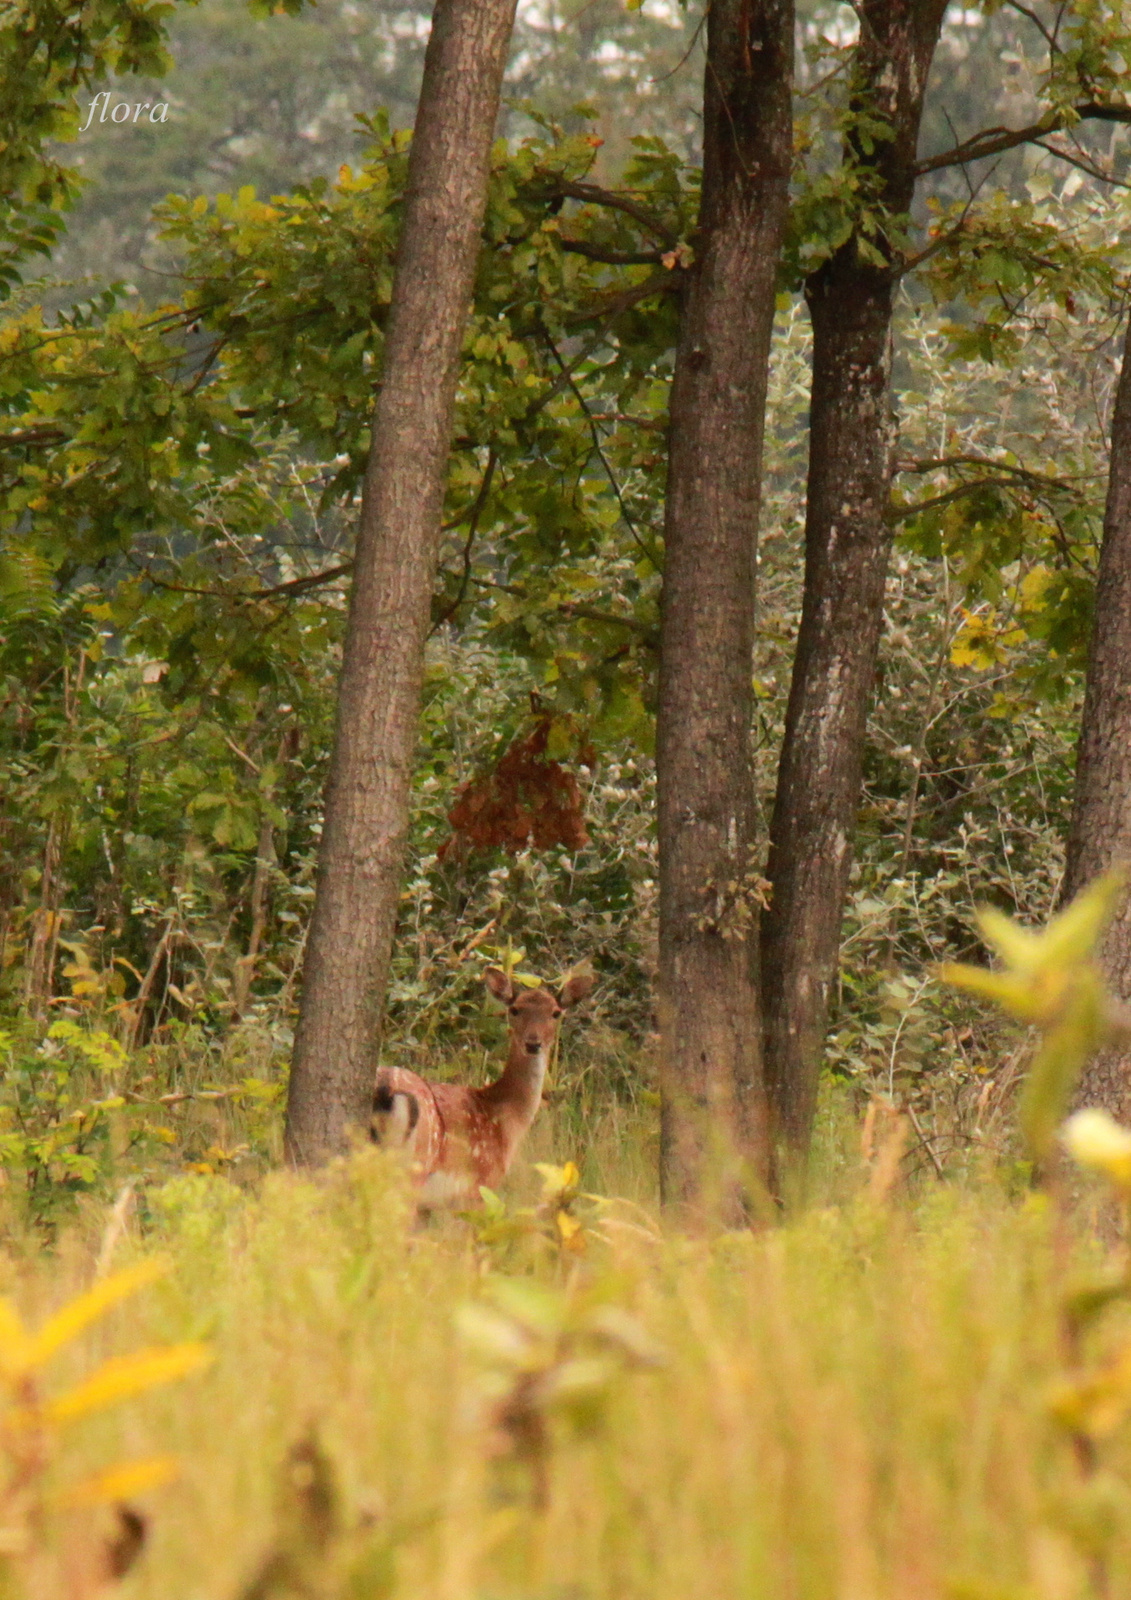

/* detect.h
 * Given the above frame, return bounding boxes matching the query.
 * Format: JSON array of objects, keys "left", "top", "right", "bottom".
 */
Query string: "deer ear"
[
  {"left": 484, "top": 966, "right": 516, "bottom": 1003},
  {"left": 558, "top": 969, "right": 594, "bottom": 1008}
]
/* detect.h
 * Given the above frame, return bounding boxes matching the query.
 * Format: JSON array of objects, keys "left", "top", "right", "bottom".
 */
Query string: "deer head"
[{"left": 483, "top": 965, "right": 595, "bottom": 1063}]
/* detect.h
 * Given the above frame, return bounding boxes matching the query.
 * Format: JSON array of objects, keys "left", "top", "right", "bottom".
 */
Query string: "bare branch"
[
  {"left": 1002, "top": 0, "right": 1058, "bottom": 53},
  {"left": 541, "top": 177, "right": 679, "bottom": 247},
  {"left": 429, "top": 447, "right": 498, "bottom": 634},
  {"left": 915, "top": 101, "right": 1131, "bottom": 176},
  {"left": 559, "top": 238, "right": 667, "bottom": 266}
]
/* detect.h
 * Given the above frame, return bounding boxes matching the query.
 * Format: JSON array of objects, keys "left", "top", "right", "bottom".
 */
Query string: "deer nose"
[{"left": 525, "top": 1040, "right": 542, "bottom": 1055}]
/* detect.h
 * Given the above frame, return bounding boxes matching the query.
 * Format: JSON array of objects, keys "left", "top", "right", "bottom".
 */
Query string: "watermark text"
[{"left": 80, "top": 93, "right": 169, "bottom": 131}]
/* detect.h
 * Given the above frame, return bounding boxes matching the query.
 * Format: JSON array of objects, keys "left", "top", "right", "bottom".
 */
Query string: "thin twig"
[{"left": 429, "top": 448, "right": 499, "bottom": 635}]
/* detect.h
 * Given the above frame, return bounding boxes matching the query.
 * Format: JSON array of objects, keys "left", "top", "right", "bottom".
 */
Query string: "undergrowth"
[
  {"left": 0, "top": 1147, "right": 1128, "bottom": 1600},
  {"left": 2, "top": 888, "right": 1129, "bottom": 1598}
]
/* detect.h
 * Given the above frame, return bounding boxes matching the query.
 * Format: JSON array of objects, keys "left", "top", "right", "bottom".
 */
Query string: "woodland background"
[
  {"left": 4, "top": 4, "right": 1131, "bottom": 1597},
  {"left": 1, "top": 0, "right": 1129, "bottom": 1207}
]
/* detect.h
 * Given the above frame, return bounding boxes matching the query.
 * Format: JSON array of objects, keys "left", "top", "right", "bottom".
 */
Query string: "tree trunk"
[
  {"left": 285, "top": 0, "right": 516, "bottom": 1164},
  {"left": 1063, "top": 312, "right": 1131, "bottom": 1118},
  {"left": 232, "top": 815, "right": 275, "bottom": 1021},
  {"left": 23, "top": 815, "right": 65, "bottom": 1020},
  {"left": 656, "top": 0, "right": 794, "bottom": 1215},
  {"left": 761, "top": 0, "right": 946, "bottom": 1165}
]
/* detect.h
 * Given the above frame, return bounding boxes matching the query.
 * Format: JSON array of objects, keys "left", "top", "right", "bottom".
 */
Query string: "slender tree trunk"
[
  {"left": 656, "top": 0, "right": 794, "bottom": 1214},
  {"left": 23, "top": 815, "right": 65, "bottom": 1020},
  {"left": 761, "top": 0, "right": 946, "bottom": 1164},
  {"left": 1063, "top": 312, "right": 1131, "bottom": 1117},
  {"left": 285, "top": 0, "right": 517, "bottom": 1164},
  {"left": 232, "top": 816, "right": 275, "bottom": 1021}
]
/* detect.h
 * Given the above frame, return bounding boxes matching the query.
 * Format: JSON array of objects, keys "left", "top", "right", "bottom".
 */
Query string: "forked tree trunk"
[
  {"left": 656, "top": 0, "right": 794, "bottom": 1214},
  {"left": 285, "top": 0, "right": 517, "bottom": 1164},
  {"left": 761, "top": 0, "right": 946, "bottom": 1165},
  {"left": 1064, "top": 312, "right": 1131, "bottom": 1117}
]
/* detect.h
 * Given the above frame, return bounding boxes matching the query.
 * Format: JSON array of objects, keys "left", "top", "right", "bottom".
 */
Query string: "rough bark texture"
[
  {"left": 656, "top": 0, "right": 793, "bottom": 1214},
  {"left": 285, "top": 0, "right": 516, "bottom": 1164},
  {"left": 1064, "top": 313, "right": 1131, "bottom": 1118},
  {"left": 761, "top": 0, "right": 946, "bottom": 1161}
]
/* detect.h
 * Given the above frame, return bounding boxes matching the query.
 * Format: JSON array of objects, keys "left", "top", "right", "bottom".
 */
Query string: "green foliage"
[
  {"left": 0, "top": 1021, "right": 168, "bottom": 1227},
  {"left": 0, "top": 0, "right": 188, "bottom": 294}
]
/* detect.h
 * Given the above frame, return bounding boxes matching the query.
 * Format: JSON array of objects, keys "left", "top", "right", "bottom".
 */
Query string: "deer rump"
[{"left": 370, "top": 1066, "right": 507, "bottom": 1205}]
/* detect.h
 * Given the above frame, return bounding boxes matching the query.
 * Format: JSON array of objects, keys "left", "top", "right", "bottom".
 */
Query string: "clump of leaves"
[
  {"left": 0, "top": 1256, "right": 209, "bottom": 1593},
  {"left": 467, "top": 1160, "right": 603, "bottom": 1260},
  {"left": 939, "top": 872, "right": 1125, "bottom": 1164},
  {"left": 442, "top": 712, "right": 593, "bottom": 858},
  {"left": 457, "top": 1277, "right": 661, "bottom": 1508}
]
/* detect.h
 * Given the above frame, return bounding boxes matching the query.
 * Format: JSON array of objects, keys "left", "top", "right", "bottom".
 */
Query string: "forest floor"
[{"left": 0, "top": 1064, "right": 1127, "bottom": 1600}]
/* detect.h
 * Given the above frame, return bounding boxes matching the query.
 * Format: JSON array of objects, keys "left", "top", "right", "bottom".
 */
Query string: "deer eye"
[{"left": 509, "top": 1005, "right": 520, "bottom": 1016}]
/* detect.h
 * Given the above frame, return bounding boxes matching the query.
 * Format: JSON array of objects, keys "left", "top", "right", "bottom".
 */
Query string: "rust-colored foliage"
[{"left": 442, "top": 714, "right": 593, "bottom": 857}]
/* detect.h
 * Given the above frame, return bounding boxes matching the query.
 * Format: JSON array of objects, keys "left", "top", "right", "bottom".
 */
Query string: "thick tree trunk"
[
  {"left": 1064, "top": 313, "right": 1131, "bottom": 1118},
  {"left": 656, "top": 0, "right": 793, "bottom": 1215},
  {"left": 285, "top": 0, "right": 516, "bottom": 1165},
  {"left": 761, "top": 0, "right": 946, "bottom": 1164}
]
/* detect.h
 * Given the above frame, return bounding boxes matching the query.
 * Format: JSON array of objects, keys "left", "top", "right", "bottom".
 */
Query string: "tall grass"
[{"left": 3, "top": 1117, "right": 1125, "bottom": 1600}]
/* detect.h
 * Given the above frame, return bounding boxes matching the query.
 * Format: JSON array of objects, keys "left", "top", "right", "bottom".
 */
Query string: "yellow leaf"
[
  {"left": 20, "top": 1259, "right": 171, "bottom": 1373},
  {"left": 535, "top": 1161, "right": 580, "bottom": 1202},
  {"left": 39, "top": 1343, "right": 210, "bottom": 1427},
  {"left": 950, "top": 617, "right": 1000, "bottom": 671},
  {"left": 63, "top": 1455, "right": 179, "bottom": 1507},
  {"left": 556, "top": 1211, "right": 583, "bottom": 1249}
]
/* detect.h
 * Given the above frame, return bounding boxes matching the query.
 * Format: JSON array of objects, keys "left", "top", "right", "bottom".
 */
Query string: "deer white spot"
[{"left": 420, "top": 1170, "right": 473, "bottom": 1206}]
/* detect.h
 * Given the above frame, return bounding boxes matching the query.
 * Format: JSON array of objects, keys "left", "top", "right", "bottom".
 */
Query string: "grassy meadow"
[{"left": 2, "top": 1069, "right": 1130, "bottom": 1600}]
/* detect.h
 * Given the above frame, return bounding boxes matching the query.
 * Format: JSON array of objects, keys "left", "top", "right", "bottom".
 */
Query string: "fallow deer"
[{"left": 370, "top": 965, "right": 593, "bottom": 1206}]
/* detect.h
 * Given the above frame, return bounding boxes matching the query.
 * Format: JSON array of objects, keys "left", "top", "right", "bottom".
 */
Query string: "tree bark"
[
  {"left": 285, "top": 0, "right": 516, "bottom": 1164},
  {"left": 656, "top": 0, "right": 794, "bottom": 1215},
  {"left": 761, "top": 0, "right": 947, "bottom": 1163},
  {"left": 1063, "top": 312, "right": 1131, "bottom": 1118}
]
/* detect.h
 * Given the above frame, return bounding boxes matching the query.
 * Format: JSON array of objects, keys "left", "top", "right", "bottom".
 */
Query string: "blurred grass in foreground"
[{"left": 0, "top": 1146, "right": 1124, "bottom": 1600}]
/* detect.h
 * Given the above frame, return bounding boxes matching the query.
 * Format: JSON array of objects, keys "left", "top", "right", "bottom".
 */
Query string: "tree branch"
[
  {"left": 429, "top": 447, "right": 498, "bottom": 634},
  {"left": 540, "top": 176, "right": 679, "bottom": 247},
  {"left": 897, "top": 453, "right": 1091, "bottom": 493},
  {"left": 1002, "top": 0, "right": 1058, "bottom": 53},
  {"left": 1034, "top": 137, "right": 1131, "bottom": 189},
  {"left": 556, "top": 600, "right": 658, "bottom": 643},
  {"left": 539, "top": 324, "right": 664, "bottom": 572},
  {"left": 559, "top": 238, "right": 667, "bottom": 266},
  {"left": 915, "top": 101, "right": 1131, "bottom": 176},
  {"left": 137, "top": 561, "right": 353, "bottom": 602},
  {"left": 0, "top": 425, "right": 66, "bottom": 450}
]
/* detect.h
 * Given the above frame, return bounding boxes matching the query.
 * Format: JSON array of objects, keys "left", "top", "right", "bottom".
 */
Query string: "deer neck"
[{"left": 481, "top": 1037, "right": 549, "bottom": 1131}]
